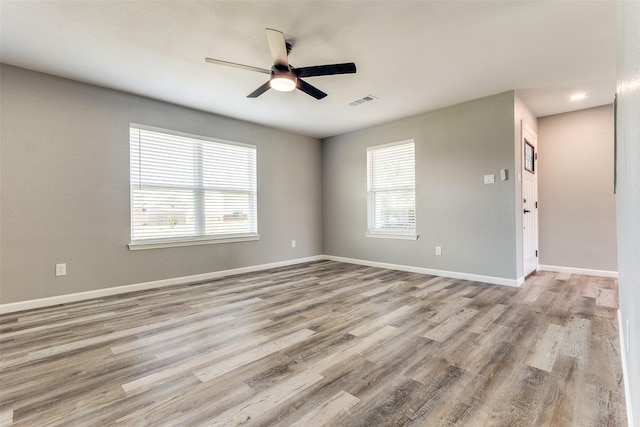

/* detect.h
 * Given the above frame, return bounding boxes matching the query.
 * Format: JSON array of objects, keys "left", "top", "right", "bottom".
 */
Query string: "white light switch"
[
  {"left": 56, "top": 263, "right": 67, "bottom": 276},
  {"left": 484, "top": 174, "right": 495, "bottom": 184}
]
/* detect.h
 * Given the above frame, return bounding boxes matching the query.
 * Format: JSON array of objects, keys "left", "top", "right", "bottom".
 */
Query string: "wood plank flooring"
[{"left": 0, "top": 261, "right": 627, "bottom": 426}]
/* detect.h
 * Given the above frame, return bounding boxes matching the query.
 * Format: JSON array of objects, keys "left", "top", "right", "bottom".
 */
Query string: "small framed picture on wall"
[{"left": 524, "top": 139, "right": 535, "bottom": 173}]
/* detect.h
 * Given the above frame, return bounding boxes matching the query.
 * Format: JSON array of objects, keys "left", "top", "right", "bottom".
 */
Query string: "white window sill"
[
  {"left": 128, "top": 234, "right": 260, "bottom": 251},
  {"left": 365, "top": 232, "right": 419, "bottom": 241}
]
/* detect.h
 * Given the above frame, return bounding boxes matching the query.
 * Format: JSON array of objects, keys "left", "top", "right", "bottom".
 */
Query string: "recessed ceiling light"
[{"left": 570, "top": 93, "right": 587, "bottom": 101}]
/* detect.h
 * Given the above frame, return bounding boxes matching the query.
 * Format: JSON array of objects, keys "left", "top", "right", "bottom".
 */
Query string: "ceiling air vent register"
[{"left": 349, "top": 95, "right": 378, "bottom": 106}]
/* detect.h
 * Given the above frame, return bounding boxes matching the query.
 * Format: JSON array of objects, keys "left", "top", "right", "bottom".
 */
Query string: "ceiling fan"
[{"left": 205, "top": 28, "right": 356, "bottom": 100}]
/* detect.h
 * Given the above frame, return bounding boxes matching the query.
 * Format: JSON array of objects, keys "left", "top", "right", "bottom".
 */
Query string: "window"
[
  {"left": 129, "top": 125, "right": 258, "bottom": 249},
  {"left": 366, "top": 139, "right": 417, "bottom": 239}
]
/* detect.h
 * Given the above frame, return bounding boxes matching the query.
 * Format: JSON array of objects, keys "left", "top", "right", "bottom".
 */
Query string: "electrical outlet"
[
  {"left": 435, "top": 246, "right": 442, "bottom": 256},
  {"left": 55, "top": 263, "right": 67, "bottom": 277},
  {"left": 291, "top": 240, "right": 296, "bottom": 248}
]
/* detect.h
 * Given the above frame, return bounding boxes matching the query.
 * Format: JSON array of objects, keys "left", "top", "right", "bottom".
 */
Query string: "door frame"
[{"left": 521, "top": 122, "right": 539, "bottom": 277}]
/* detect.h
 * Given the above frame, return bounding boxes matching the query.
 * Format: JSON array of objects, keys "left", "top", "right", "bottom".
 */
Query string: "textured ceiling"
[{"left": 0, "top": 1, "right": 617, "bottom": 139}]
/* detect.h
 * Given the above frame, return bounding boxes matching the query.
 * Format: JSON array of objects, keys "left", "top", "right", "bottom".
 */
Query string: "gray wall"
[
  {"left": 537, "top": 105, "right": 617, "bottom": 272},
  {"left": 616, "top": 1, "right": 640, "bottom": 424},
  {"left": 0, "top": 64, "right": 322, "bottom": 304},
  {"left": 322, "top": 91, "right": 519, "bottom": 280}
]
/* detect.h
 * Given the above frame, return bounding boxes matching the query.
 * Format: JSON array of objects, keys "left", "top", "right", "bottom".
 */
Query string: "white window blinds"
[
  {"left": 366, "top": 140, "right": 416, "bottom": 237},
  {"left": 130, "top": 126, "right": 257, "bottom": 244}
]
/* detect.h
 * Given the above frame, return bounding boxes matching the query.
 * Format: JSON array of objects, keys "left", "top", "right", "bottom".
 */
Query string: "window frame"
[
  {"left": 366, "top": 139, "right": 418, "bottom": 240},
  {"left": 128, "top": 124, "right": 259, "bottom": 251}
]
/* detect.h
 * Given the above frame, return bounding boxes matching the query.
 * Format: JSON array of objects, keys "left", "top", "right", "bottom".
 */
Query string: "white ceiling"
[{"left": 0, "top": 1, "right": 617, "bottom": 139}]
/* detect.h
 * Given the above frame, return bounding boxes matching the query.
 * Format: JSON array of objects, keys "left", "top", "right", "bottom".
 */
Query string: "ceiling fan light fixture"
[{"left": 270, "top": 74, "right": 297, "bottom": 92}]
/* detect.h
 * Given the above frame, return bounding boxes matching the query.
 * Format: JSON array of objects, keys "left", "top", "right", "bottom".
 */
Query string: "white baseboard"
[
  {"left": 0, "top": 255, "right": 324, "bottom": 315},
  {"left": 323, "top": 255, "right": 521, "bottom": 287},
  {"left": 618, "top": 310, "right": 635, "bottom": 427},
  {"left": 538, "top": 264, "right": 618, "bottom": 278},
  {"left": 8, "top": 256, "right": 594, "bottom": 315}
]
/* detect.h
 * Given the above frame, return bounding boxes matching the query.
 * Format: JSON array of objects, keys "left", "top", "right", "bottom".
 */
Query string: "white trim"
[
  {"left": 365, "top": 233, "right": 419, "bottom": 241},
  {"left": 0, "top": 256, "right": 323, "bottom": 314},
  {"left": 538, "top": 264, "right": 618, "bottom": 278},
  {"left": 323, "top": 255, "right": 520, "bottom": 287},
  {"left": 128, "top": 234, "right": 260, "bottom": 250},
  {"left": 618, "top": 310, "right": 635, "bottom": 427},
  {"left": 0, "top": 255, "right": 543, "bottom": 314}
]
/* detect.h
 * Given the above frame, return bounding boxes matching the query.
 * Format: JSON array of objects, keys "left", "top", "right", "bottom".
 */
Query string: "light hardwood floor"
[{"left": 0, "top": 261, "right": 627, "bottom": 426}]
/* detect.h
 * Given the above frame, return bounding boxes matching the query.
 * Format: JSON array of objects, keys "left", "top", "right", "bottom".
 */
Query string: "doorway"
[{"left": 522, "top": 122, "right": 539, "bottom": 277}]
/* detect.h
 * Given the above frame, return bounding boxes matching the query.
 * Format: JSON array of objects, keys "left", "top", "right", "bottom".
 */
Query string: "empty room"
[{"left": 1, "top": 1, "right": 638, "bottom": 426}]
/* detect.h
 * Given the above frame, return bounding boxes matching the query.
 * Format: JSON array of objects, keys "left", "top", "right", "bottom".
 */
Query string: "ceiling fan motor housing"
[
  {"left": 272, "top": 63, "right": 292, "bottom": 74},
  {"left": 271, "top": 64, "right": 297, "bottom": 81}
]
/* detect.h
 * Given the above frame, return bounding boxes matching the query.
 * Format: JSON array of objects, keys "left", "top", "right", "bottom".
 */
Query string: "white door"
[{"left": 522, "top": 123, "right": 539, "bottom": 276}]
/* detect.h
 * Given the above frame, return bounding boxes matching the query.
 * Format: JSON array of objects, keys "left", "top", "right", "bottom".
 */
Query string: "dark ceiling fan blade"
[
  {"left": 205, "top": 58, "right": 271, "bottom": 74},
  {"left": 297, "top": 79, "right": 327, "bottom": 99},
  {"left": 265, "top": 28, "right": 289, "bottom": 67},
  {"left": 294, "top": 63, "right": 357, "bottom": 78},
  {"left": 247, "top": 81, "right": 271, "bottom": 98}
]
